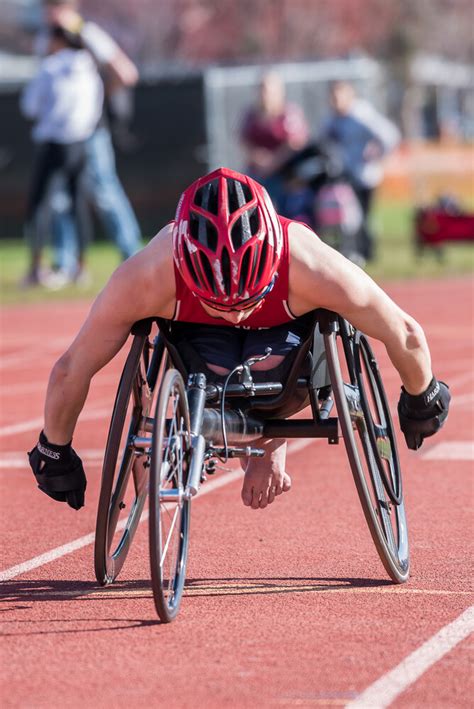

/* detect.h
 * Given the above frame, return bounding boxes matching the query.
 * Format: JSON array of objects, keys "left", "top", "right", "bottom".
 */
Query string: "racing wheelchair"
[{"left": 94, "top": 310, "right": 409, "bottom": 623}]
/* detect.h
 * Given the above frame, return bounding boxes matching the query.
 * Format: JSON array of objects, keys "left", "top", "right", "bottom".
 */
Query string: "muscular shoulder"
[
  {"left": 95, "top": 224, "right": 176, "bottom": 325},
  {"left": 287, "top": 221, "right": 384, "bottom": 317}
]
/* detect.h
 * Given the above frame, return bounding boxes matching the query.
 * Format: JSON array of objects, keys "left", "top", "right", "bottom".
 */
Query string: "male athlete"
[{"left": 28, "top": 168, "right": 450, "bottom": 511}]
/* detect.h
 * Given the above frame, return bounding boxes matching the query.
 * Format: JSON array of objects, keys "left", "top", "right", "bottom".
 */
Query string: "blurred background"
[{"left": 0, "top": 0, "right": 473, "bottom": 298}]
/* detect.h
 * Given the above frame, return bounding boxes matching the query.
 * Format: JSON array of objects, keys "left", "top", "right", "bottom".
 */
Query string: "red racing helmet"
[{"left": 173, "top": 167, "right": 283, "bottom": 309}]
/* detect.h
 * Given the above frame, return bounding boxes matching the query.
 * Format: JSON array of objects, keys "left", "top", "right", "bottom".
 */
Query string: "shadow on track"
[
  {"left": 1, "top": 574, "right": 393, "bottom": 605},
  {"left": 183, "top": 576, "right": 394, "bottom": 598},
  {"left": 1, "top": 576, "right": 396, "bottom": 635}
]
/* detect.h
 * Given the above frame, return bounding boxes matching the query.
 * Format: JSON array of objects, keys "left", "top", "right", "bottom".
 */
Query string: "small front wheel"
[{"left": 149, "top": 369, "right": 192, "bottom": 622}]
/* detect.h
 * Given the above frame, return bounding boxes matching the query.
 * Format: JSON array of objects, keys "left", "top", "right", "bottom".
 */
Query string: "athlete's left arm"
[
  {"left": 289, "top": 224, "right": 450, "bottom": 449},
  {"left": 290, "top": 226, "right": 432, "bottom": 394}
]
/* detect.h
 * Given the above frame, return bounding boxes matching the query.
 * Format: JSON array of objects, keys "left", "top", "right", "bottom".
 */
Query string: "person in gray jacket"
[{"left": 320, "top": 81, "right": 400, "bottom": 262}]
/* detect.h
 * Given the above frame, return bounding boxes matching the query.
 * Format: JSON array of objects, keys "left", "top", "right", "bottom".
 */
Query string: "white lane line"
[
  {"left": 0, "top": 339, "right": 74, "bottom": 369},
  {"left": 0, "top": 438, "right": 314, "bottom": 581},
  {"left": 0, "top": 533, "right": 97, "bottom": 583},
  {"left": 0, "top": 450, "right": 105, "bottom": 469},
  {"left": 0, "top": 439, "right": 313, "bottom": 469},
  {"left": 345, "top": 605, "right": 474, "bottom": 709},
  {"left": 422, "top": 441, "right": 474, "bottom": 461},
  {"left": 286, "top": 438, "right": 323, "bottom": 454},
  {"left": 0, "top": 468, "right": 241, "bottom": 582},
  {"left": 447, "top": 371, "right": 474, "bottom": 389},
  {"left": 0, "top": 374, "right": 119, "bottom": 397},
  {"left": 0, "top": 406, "right": 111, "bottom": 437},
  {"left": 0, "top": 334, "right": 76, "bottom": 348}
]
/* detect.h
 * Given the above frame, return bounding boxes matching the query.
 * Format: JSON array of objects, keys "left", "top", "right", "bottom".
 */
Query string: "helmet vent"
[
  {"left": 227, "top": 179, "right": 252, "bottom": 213},
  {"left": 248, "top": 207, "right": 260, "bottom": 235},
  {"left": 200, "top": 252, "right": 218, "bottom": 294},
  {"left": 221, "top": 247, "right": 231, "bottom": 295},
  {"left": 190, "top": 212, "right": 218, "bottom": 252},
  {"left": 231, "top": 209, "right": 256, "bottom": 250},
  {"left": 256, "top": 238, "right": 268, "bottom": 283},
  {"left": 239, "top": 248, "right": 252, "bottom": 295},
  {"left": 194, "top": 180, "right": 219, "bottom": 215}
]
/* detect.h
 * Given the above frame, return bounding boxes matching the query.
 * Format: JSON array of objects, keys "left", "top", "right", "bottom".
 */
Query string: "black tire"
[
  {"left": 324, "top": 319, "right": 409, "bottom": 583},
  {"left": 149, "top": 369, "right": 192, "bottom": 623},
  {"left": 94, "top": 332, "right": 164, "bottom": 585}
]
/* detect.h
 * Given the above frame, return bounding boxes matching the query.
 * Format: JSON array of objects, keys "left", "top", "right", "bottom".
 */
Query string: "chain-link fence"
[{"left": 203, "top": 57, "right": 385, "bottom": 171}]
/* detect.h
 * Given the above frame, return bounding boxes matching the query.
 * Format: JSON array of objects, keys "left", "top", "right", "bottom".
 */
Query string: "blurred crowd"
[
  {"left": 20, "top": 0, "right": 141, "bottom": 289},
  {"left": 20, "top": 0, "right": 402, "bottom": 289},
  {"left": 239, "top": 72, "right": 400, "bottom": 264}
]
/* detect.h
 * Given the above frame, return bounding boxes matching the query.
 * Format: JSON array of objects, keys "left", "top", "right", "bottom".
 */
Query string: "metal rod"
[
  {"left": 200, "top": 408, "right": 265, "bottom": 445},
  {"left": 263, "top": 418, "right": 339, "bottom": 442},
  {"left": 187, "top": 373, "right": 207, "bottom": 436},
  {"left": 132, "top": 435, "right": 153, "bottom": 448},
  {"left": 159, "top": 489, "right": 182, "bottom": 502},
  {"left": 186, "top": 435, "right": 206, "bottom": 497}
]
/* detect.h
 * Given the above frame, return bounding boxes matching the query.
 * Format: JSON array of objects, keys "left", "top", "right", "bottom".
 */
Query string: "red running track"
[{"left": 0, "top": 278, "right": 473, "bottom": 708}]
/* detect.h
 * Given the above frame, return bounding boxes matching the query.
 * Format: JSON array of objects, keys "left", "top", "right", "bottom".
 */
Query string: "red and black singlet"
[{"left": 172, "top": 216, "right": 298, "bottom": 329}]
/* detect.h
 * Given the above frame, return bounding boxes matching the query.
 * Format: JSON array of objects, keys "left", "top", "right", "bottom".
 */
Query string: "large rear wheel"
[
  {"left": 94, "top": 331, "right": 165, "bottom": 585},
  {"left": 325, "top": 319, "right": 409, "bottom": 583}
]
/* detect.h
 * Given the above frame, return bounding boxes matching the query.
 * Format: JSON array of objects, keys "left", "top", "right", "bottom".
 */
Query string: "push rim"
[
  {"left": 325, "top": 323, "right": 409, "bottom": 583},
  {"left": 94, "top": 333, "right": 157, "bottom": 585}
]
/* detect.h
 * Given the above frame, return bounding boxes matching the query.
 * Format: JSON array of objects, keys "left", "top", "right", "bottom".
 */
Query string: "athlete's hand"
[
  {"left": 28, "top": 431, "right": 87, "bottom": 510},
  {"left": 398, "top": 377, "right": 451, "bottom": 451}
]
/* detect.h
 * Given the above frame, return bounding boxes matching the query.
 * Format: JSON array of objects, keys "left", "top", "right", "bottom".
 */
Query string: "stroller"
[
  {"left": 274, "top": 141, "right": 363, "bottom": 262},
  {"left": 415, "top": 194, "right": 474, "bottom": 255}
]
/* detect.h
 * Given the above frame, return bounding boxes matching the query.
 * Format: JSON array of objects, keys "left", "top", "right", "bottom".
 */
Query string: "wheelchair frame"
[{"left": 94, "top": 309, "right": 409, "bottom": 623}]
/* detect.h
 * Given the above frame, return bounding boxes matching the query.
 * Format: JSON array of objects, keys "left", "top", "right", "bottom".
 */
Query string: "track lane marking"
[
  {"left": 0, "top": 439, "right": 311, "bottom": 581},
  {"left": 0, "top": 406, "right": 111, "bottom": 437},
  {"left": 345, "top": 605, "right": 474, "bottom": 708},
  {"left": 421, "top": 441, "right": 474, "bottom": 461},
  {"left": 0, "top": 450, "right": 105, "bottom": 468},
  {"left": 0, "top": 374, "right": 119, "bottom": 397},
  {"left": 0, "top": 468, "right": 242, "bottom": 582},
  {"left": 0, "top": 338, "right": 75, "bottom": 369},
  {"left": 41, "top": 587, "right": 473, "bottom": 600}
]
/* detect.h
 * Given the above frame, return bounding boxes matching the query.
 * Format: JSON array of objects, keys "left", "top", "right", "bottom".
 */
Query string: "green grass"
[
  {"left": 0, "top": 241, "right": 124, "bottom": 305},
  {"left": 1, "top": 199, "right": 473, "bottom": 306}
]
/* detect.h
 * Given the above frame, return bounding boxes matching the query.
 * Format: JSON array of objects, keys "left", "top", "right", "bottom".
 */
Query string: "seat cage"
[{"left": 131, "top": 311, "right": 340, "bottom": 445}]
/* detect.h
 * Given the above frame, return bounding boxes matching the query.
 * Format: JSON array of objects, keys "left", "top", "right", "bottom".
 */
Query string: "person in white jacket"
[
  {"left": 37, "top": 0, "right": 142, "bottom": 280},
  {"left": 21, "top": 24, "right": 103, "bottom": 286}
]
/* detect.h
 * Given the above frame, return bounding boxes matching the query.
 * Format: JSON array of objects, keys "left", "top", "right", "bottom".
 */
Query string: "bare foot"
[{"left": 241, "top": 439, "right": 291, "bottom": 509}]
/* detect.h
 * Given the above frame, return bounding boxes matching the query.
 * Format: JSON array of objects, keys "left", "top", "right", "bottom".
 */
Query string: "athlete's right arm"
[
  {"left": 29, "top": 227, "right": 175, "bottom": 509},
  {"left": 43, "top": 226, "right": 175, "bottom": 445}
]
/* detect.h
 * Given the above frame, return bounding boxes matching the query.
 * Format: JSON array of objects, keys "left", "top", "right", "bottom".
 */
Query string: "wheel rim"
[
  {"left": 355, "top": 333, "right": 402, "bottom": 505},
  {"left": 95, "top": 334, "right": 159, "bottom": 585},
  {"left": 105, "top": 370, "right": 151, "bottom": 562},
  {"left": 326, "top": 326, "right": 409, "bottom": 582},
  {"left": 150, "top": 370, "right": 191, "bottom": 621}
]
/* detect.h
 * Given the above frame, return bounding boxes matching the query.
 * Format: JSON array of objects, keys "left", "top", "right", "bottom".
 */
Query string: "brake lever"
[
  {"left": 238, "top": 347, "right": 272, "bottom": 390},
  {"left": 244, "top": 347, "right": 273, "bottom": 368}
]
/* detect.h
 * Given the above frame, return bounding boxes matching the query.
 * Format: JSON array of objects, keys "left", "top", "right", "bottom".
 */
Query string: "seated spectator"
[
  {"left": 319, "top": 81, "right": 400, "bottom": 262},
  {"left": 240, "top": 71, "right": 309, "bottom": 208}
]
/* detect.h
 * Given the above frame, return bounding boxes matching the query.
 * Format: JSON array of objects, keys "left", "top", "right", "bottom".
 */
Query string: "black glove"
[
  {"left": 398, "top": 377, "right": 451, "bottom": 450},
  {"left": 28, "top": 431, "right": 87, "bottom": 510}
]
